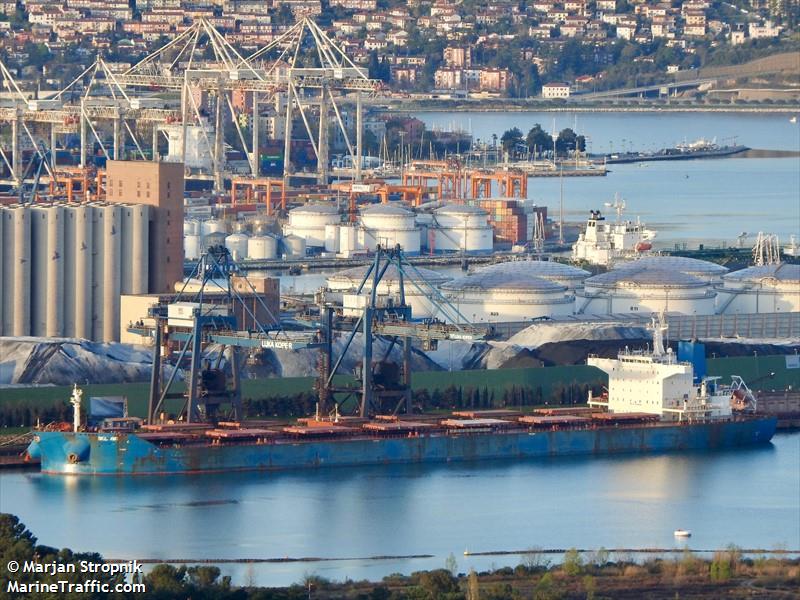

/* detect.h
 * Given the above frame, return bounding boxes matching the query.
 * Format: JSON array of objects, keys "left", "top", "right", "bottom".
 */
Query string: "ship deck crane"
[
  {"left": 127, "top": 246, "right": 321, "bottom": 424},
  {"left": 316, "top": 245, "right": 489, "bottom": 418}
]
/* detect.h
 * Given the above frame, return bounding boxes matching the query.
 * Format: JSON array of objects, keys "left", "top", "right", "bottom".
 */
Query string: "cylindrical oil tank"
[
  {"left": 225, "top": 233, "right": 249, "bottom": 261},
  {"left": 11, "top": 206, "right": 31, "bottom": 336},
  {"left": 102, "top": 204, "right": 122, "bottom": 342},
  {"left": 247, "top": 235, "right": 278, "bottom": 260},
  {"left": 359, "top": 204, "right": 420, "bottom": 254},
  {"left": 184, "top": 234, "right": 201, "bottom": 260},
  {"left": 324, "top": 223, "right": 340, "bottom": 253},
  {"left": 285, "top": 204, "right": 340, "bottom": 248},
  {"left": 432, "top": 205, "right": 493, "bottom": 254},
  {"left": 70, "top": 204, "right": 93, "bottom": 339},
  {"left": 338, "top": 224, "right": 359, "bottom": 253},
  {"left": 201, "top": 219, "right": 227, "bottom": 236},
  {"left": 282, "top": 234, "right": 306, "bottom": 258},
  {"left": 232, "top": 221, "right": 250, "bottom": 234},
  {"left": 183, "top": 219, "right": 199, "bottom": 236}
]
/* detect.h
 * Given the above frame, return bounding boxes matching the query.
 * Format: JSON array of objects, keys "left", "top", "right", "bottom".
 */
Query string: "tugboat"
[{"left": 572, "top": 196, "right": 657, "bottom": 266}]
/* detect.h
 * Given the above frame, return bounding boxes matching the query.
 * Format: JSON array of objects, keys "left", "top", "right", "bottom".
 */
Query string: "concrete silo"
[{"left": 30, "top": 205, "right": 64, "bottom": 337}]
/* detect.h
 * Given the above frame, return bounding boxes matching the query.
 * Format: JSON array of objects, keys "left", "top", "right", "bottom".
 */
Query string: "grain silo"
[
  {"left": 30, "top": 205, "right": 64, "bottom": 337},
  {"left": 64, "top": 204, "right": 94, "bottom": 339},
  {"left": 0, "top": 206, "right": 31, "bottom": 336},
  {"left": 100, "top": 204, "right": 122, "bottom": 342}
]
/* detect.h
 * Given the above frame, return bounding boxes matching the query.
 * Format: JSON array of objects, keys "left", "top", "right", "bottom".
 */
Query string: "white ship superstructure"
[
  {"left": 572, "top": 198, "right": 657, "bottom": 266},
  {"left": 588, "top": 318, "right": 737, "bottom": 422}
]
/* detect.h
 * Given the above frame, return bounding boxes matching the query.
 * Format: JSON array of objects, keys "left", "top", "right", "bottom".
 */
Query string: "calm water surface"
[
  {"left": 415, "top": 112, "right": 800, "bottom": 247},
  {"left": 1, "top": 432, "right": 798, "bottom": 586}
]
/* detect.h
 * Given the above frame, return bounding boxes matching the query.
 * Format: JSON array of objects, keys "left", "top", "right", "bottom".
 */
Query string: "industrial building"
[
  {"left": 441, "top": 270, "right": 574, "bottom": 324},
  {"left": 716, "top": 263, "right": 800, "bottom": 314},
  {"left": 325, "top": 264, "right": 451, "bottom": 318},
  {"left": 577, "top": 267, "right": 717, "bottom": 316},
  {"left": 105, "top": 160, "right": 185, "bottom": 294}
]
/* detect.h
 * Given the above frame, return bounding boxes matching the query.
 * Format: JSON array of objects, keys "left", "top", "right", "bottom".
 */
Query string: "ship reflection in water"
[{"left": 2, "top": 433, "right": 795, "bottom": 586}]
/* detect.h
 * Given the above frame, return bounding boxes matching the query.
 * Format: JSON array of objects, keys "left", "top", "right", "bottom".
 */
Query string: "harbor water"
[
  {"left": 416, "top": 111, "right": 800, "bottom": 248},
  {"left": 1, "top": 432, "right": 797, "bottom": 586}
]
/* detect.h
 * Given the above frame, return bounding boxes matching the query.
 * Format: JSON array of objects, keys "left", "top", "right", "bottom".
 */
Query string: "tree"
[
  {"left": 500, "top": 127, "right": 524, "bottom": 153},
  {"left": 555, "top": 128, "right": 584, "bottom": 155},
  {"left": 526, "top": 124, "right": 553, "bottom": 155},
  {"left": 563, "top": 548, "right": 584, "bottom": 576}
]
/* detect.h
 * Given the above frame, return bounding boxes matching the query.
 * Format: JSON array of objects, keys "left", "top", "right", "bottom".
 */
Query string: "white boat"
[
  {"left": 572, "top": 196, "right": 657, "bottom": 266},
  {"left": 674, "top": 529, "right": 692, "bottom": 538},
  {"left": 790, "top": 116, "right": 797, "bottom": 124}
]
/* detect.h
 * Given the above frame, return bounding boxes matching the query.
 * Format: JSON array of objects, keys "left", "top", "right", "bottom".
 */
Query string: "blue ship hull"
[{"left": 26, "top": 418, "right": 777, "bottom": 476}]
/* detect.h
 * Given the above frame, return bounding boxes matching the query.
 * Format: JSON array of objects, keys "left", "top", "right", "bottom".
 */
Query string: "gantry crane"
[
  {"left": 127, "top": 246, "right": 320, "bottom": 424},
  {"left": 316, "top": 245, "right": 489, "bottom": 418}
]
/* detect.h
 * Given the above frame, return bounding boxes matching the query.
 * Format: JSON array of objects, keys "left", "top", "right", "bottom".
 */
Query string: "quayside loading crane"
[
  {"left": 315, "top": 245, "right": 490, "bottom": 418},
  {"left": 127, "top": 245, "right": 320, "bottom": 424}
]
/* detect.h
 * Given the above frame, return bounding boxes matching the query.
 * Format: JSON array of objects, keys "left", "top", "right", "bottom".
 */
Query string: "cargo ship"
[{"left": 25, "top": 318, "right": 776, "bottom": 476}]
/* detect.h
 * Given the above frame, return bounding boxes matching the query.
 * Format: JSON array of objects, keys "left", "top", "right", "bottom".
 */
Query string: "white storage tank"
[
  {"left": 247, "top": 235, "right": 278, "bottom": 260},
  {"left": 613, "top": 255, "right": 728, "bottom": 283},
  {"left": 476, "top": 260, "right": 590, "bottom": 291},
  {"left": 225, "top": 232, "right": 249, "bottom": 261},
  {"left": 338, "top": 224, "right": 361, "bottom": 255},
  {"left": 325, "top": 223, "right": 340, "bottom": 253},
  {"left": 183, "top": 219, "right": 199, "bottom": 236},
  {"left": 326, "top": 264, "right": 452, "bottom": 318},
  {"left": 282, "top": 234, "right": 306, "bottom": 258},
  {"left": 284, "top": 204, "right": 341, "bottom": 248},
  {"left": 441, "top": 271, "right": 574, "bottom": 323},
  {"left": 577, "top": 267, "right": 716, "bottom": 316},
  {"left": 203, "top": 232, "right": 227, "bottom": 249},
  {"left": 184, "top": 234, "right": 201, "bottom": 260},
  {"left": 716, "top": 263, "right": 800, "bottom": 313},
  {"left": 201, "top": 219, "right": 227, "bottom": 236},
  {"left": 432, "top": 204, "right": 493, "bottom": 254},
  {"left": 359, "top": 204, "right": 421, "bottom": 255}
]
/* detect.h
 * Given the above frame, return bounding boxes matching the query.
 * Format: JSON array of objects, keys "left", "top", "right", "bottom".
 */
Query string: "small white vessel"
[
  {"left": 572, "top": 195, "right": 657, "bottom": 266},
  {"left": 674, "top": 529, "right": 692, "bottom": 538},
  {"left": 790, "top": 116, "right": 797, "bottom": 124}
]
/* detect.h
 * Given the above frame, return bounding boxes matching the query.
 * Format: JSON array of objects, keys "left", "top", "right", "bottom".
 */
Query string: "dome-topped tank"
[
  {"left": 284, "top": 204, "right": 341, "bottom": 248},
  {"left": 431, "top": 204, "right": 493, "bottom": 254},
  {"left": 476, "top": 260, "right": 590, "bottom": 290},
  {"left": 614, "top": 256, "right": 728, "bottom": 282},
  {"left": 441, "top": 270, "right": 573, "bottom": 323},
  {"left": 359, "top": 203, "right": 420, "bottom": 254},
  {"left": 579, "top": 266, "right": 716, "bottom": 315},
  {"left": 716, "top": 263, "right": 800, "bottom": 313}
]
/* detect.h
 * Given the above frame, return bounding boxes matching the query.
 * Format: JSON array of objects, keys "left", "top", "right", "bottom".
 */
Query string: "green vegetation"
[
  {"left": 1, "top": 515, "right": 798, "bottom": 599},
  {"left": 0, "top": 355, "right": 795, "bottom": 426}
]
